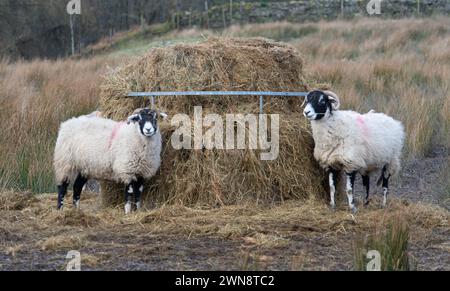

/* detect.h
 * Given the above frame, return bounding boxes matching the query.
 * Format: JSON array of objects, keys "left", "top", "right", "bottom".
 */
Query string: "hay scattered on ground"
[
  {"left": 99, "top": 37, "right": 325, "bottom": 207},
  {"left": 2, "top": 193, "right": 449, "bottom": 246},
  {"left": 0, "top": 192, "right": 449, "bottom": 270},
  {"left": 0, "top": 191, "right": 38, "bottom": 211},
  {"left": 38, "top": 234, "right": 86, "bottom": 251}
]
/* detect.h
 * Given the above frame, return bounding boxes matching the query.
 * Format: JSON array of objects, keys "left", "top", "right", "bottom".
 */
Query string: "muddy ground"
[{"left": 0, "top": 149, "right": 449, "bottom": 271}]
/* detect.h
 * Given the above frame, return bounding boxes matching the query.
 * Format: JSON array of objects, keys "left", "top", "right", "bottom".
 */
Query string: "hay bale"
[{"left": 99, "top": 37, "right": 326, "bottom": 207}]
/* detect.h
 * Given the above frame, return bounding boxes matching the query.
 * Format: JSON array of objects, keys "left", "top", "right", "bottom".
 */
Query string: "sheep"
[
  {"left": 54, "top": 108, "right": 166, "bottom": 214},
  {"left": 302, "top": 90, "right": 404, "bottom": 213}
]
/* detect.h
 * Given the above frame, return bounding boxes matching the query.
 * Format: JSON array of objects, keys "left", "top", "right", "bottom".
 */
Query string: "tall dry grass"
[
  {"left": 288, "top": 17, "right": 450, "bottom": 158},
  {"left": 1, "top": 17, "right": 449, "bottom": 194},
  {"left": 0, "top": 57, "right": 126, "bottom": 192},
  {"left": 353, "top": 215, "right": 413, "bottom": 271}
]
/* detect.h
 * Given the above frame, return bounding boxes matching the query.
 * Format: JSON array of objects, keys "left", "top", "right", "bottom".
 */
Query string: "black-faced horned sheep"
[
  {"left": 54, "top": 108, "right": 166, "bottom": 214},
  {"left": 303, "top": 90, "right": 404, "bottom": 213}
]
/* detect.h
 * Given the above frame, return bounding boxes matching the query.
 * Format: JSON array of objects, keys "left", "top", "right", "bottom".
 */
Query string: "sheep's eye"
[{"left": 319, "top": 99, "right": 326, "bottom": 105}]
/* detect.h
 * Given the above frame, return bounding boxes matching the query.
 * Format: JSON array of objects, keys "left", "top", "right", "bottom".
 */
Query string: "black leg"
[
  {"left": 73, "top": 174, "right": 88, "bottom": 209},
  {"left": 382, "top": 167, "right": 391, "bottom": 208},
  {"left": 57, "top": 180, "right": 69, "bottom": 210},
  {"left": 132, "top": 177, "right": 144, "bottom": 211},
  {"left": 362, "top": 175, "right": 370, "bottom": 206},
  {"left": 124, "top": 183, "right": 133, "bottom": 214}
]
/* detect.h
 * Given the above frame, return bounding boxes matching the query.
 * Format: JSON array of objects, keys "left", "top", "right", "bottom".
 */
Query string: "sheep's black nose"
[{"left": 305, "top": 110, "right": 311, "bottom": 115}]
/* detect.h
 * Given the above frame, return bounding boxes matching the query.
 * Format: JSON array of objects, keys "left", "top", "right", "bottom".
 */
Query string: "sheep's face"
[
  {"left": 128, "top": 108, "right": 159, "bottom": 137},
  {"left": 303, "top": 90, "right": 335, "bottom": 120}
]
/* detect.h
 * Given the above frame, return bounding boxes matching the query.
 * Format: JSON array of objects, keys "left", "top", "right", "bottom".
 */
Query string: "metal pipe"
[
  {"left": 127, "top": 91, "right": 308, "bottom": 97},
  {"left": 259, "top": 95, "right": 264, "bottom": 115}
]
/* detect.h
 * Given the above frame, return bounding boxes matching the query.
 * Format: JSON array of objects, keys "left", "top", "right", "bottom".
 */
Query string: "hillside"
[
  {"left": 0, "top": 17, "right": 449, "bottom": 270},
  {"left": 1, "top": 0, "right": 449, "bottom": 59}
]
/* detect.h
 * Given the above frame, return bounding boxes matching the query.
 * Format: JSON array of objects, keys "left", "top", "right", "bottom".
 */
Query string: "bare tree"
[
  {"left": 204, "top": 0, "right": 209, "bottom": 29},
  {"left": 69, "top": 14, "right": 75, "bottom": 55},
  {"left": 229, "top": 0, "right": 233, "bottom": 25}
]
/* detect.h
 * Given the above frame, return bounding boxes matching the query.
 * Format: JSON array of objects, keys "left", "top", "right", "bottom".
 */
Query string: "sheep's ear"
[
  {"left": 127, "top": 114, "right": 141, "bottom": 124},
  {"left": 158, "top": 112, "right": 169, "bottom": 120},
  {"left": 324, "top": 90, "right": 340, "bottom": 110}
]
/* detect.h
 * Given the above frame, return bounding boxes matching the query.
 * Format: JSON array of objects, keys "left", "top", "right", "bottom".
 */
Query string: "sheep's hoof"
[
  {"left": 124, "top": 202, "right": 132, "bottom": 215},
  {"left": 73, "top": 200, "right": 80, "bottom": 210},
  {"left": 363, "top": 200, "right": 370, "bottom": 207},
  {"left": 135, "top": 202, "right": 141, "bottom": 212},
  {"left": 57, "top": 205, "right": 64, "bottom": 211},
  {"left": 350, "top": 206, "right": 358, "bottom": 215},
  {"left": 329, "top": 204, "right": 336, "bottom": 212}
]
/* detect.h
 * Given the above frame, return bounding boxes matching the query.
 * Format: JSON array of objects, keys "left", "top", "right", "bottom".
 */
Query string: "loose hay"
[
  {"left": 1, "top": 192, "right": 449, "bottom": 270},
  {"left": 99, "top": 37, "right": 325, "bottom": 207},
  {"left": 0, "top": 191, "right": 38, "bottom": 211},
  {"left": 38, "top": 234, "right": 86, "bottom": 251}
]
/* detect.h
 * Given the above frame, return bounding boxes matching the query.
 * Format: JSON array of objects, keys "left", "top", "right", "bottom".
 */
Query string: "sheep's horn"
[
  {"left": 324, "top": 90, "right": 340, "bottom": 110},
  {"left": 159, "top": 112, "right": 169, "bottom": 119},
  {"left": 300, "top": 95, "right": 307, "bottom": 108}
]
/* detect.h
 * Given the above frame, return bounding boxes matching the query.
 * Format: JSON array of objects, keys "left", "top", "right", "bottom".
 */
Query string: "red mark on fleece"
[
  {"left": 108, "top": 122, "right": 125, "bottom": 149},
  {"left": 356, "top": 115, "right": 369, "bottom": 140}
]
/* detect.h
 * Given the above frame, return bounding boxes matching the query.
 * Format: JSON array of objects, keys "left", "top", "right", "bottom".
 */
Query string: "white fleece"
[
  {"left": 54, "top": 116, "right": 162, "bottom": 185},
  {"left": 310, "top": 110, "right": 404, "bottom": 176}
]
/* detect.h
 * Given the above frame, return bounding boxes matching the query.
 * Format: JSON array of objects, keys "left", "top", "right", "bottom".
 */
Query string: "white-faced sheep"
[
  {"left": 303, "top": 90, "right": 404, "bottom": 213},
  {"left": 54, "top": 108, "right": 166, "bottom": 214}
]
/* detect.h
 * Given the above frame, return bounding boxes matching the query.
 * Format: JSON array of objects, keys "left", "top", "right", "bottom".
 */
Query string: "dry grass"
[
  {"left": 1, "top": 17, "right": 447, "bottom": 196},
  {"left": 38, "top": 234, "right": 86, "bottom": 251},
  {"left": 0, "top": 18, "right": 448, "bottom": 196},
  {"left": 0, "top": 190, "right": 38, "bottom": 210},
  {"left": 152, "top": 18, "right": 450, "bottom": 159},
  {"left": 0, "top": 18, "right": 449, "bottom": 270},
  {"left": 0, "top": 191, "right": 448, "bottom": 269},
  {"left": 5, "top": 244, "right": 23, "bottom": 257},
  {"left": 289, "top": 17, "right": 450, "bottom": 158},
  {"left": 354, "top": 215, "right": 412, "bottom": 271},
  {"left": 99, "top": 37, "right": 325, "bottom": 207},
  {"left": 0, "top": 57, "right": 127, "bottom": 193}
]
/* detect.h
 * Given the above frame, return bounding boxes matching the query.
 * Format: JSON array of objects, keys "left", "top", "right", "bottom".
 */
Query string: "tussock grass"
[
  {"left": 0, "top": 57, "right": 125, "bottom": 193},
  {"left": 353, "top": 216, "right": 413, "bottom": 271}
]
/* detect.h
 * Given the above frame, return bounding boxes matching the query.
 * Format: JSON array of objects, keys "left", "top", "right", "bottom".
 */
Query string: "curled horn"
[
  {"left": 127, "top": 108, "right": 143, "bottom": 124},
  {"left": 158, "top": 112, "right": 169, "bottom": 119},
  {"left": 300, "top": 94, "right": 307, "bottom": 108},
  {"left": 324, "top": 90, "right": 340, "bottom": 110}
]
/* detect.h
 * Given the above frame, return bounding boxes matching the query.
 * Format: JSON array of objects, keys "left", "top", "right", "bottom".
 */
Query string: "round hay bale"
[{"left": 99, "top": 37, "right": 326, "bottom": 207}]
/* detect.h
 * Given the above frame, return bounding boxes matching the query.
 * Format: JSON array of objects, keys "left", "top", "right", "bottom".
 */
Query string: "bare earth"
[{"left": 0, "top": 149, "right": 448, "bottom": 271}]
